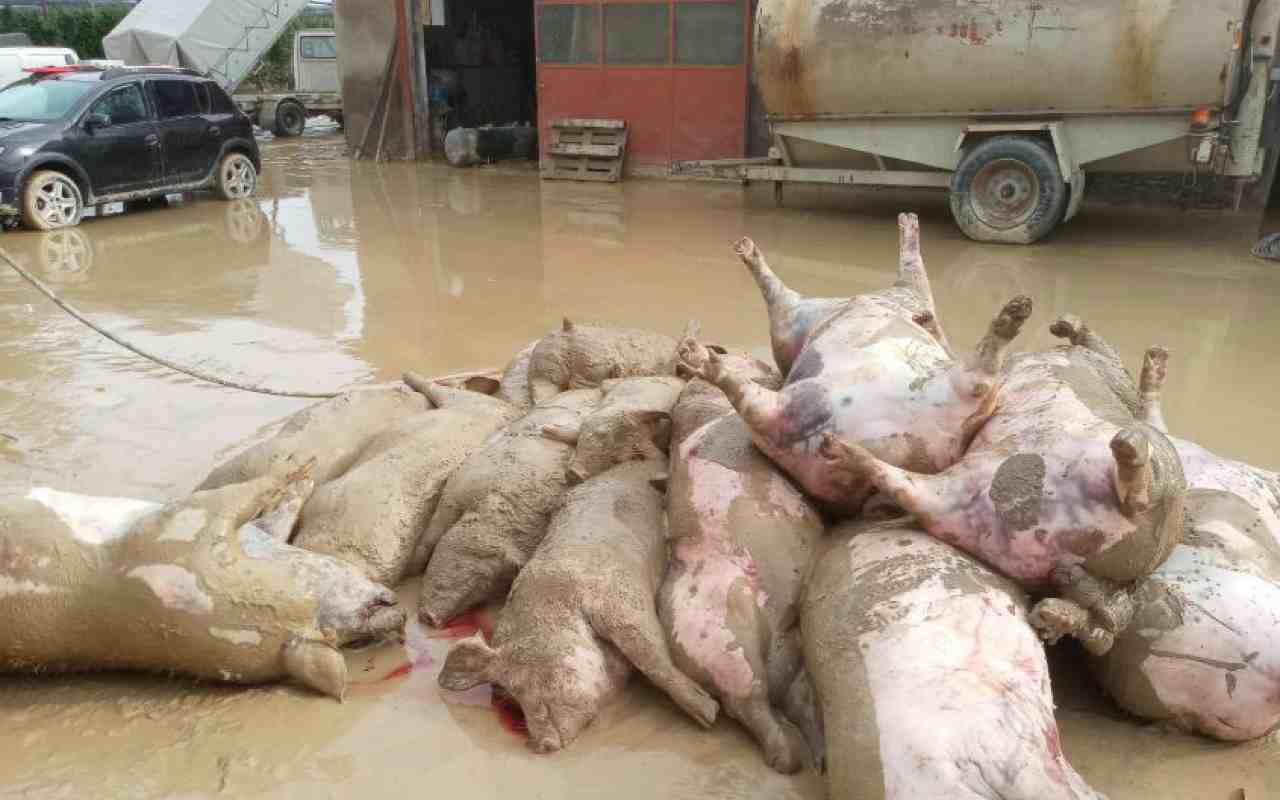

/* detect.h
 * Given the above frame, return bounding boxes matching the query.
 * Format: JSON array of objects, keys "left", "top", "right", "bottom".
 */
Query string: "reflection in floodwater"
[{"left": 1, "top": 132, "right": 1279, "bottom": 799}]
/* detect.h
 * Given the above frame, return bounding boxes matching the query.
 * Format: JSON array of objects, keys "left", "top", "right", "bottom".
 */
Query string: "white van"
[{"left": 0, "top": 47, "right": 79, "bottom": 88}]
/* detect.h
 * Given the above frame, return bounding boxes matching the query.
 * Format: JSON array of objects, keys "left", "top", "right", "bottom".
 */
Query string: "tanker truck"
[{"left": 676, "top": 0, "right": 1280, "bottom": 244}]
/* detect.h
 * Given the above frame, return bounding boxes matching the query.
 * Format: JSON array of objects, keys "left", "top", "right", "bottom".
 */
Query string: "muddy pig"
[
  {"left": 804, "top": 519, "right": 1104, "bottom": 799},
  {"left": 658, "top": 341, "right": 824, "bottom": 773},
  {"left": 1090, "top": 350, "right": 1280, "bottom": 741},
  {"left": 4, "top": 460, "right": 406, "bottom": 700},
  {"left": 438, "top": 458, "right": 718, "bottom": 753},
  {"left": 292, "top": 376, "right": 519, "bottom": 586},
  {"left": 821, "top": 322, "right": 1186, "bottom": 655},
  {"left": 565, "top": 375, "right": 686, "bottom": 483},
  {"left": 197, "top": 384, "right": 429, "bottom": 492},
  {"left": 494, "top": 340, "right": 537, "bottom": 411},
  {"left": 413, "top": 388, "right": 603, "bottom": 625},
  {"left": 685, "top": 213, "right": 1032, "bottom": 515},
  {"left": 526, "top": 318, "right": 682, "bottom": 404}
]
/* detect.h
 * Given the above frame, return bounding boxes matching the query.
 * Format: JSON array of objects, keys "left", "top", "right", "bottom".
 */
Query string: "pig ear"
[
  {"left": 541, "top": 423, "right": 580, "bottom": 445},
  {"left": 562, "top": 317, "right": 575, "bottom": 333},
  {"left": 706, "top": 344, "right": 729, "bottom": 355},
  {"left": 439, "top": 634, "right": 497, "bottom": 691},
  {"left": 282, "top": 638, "right": 348, "bottom": 702},
  {"left": 649, "top": 473, "right": 670, "bottom": 494},
  {"left": 625, "top": 410, "right": 671, "bottom": 442},
  {"left": 463, "top": 376, "right": 501, "bottom": 396}
]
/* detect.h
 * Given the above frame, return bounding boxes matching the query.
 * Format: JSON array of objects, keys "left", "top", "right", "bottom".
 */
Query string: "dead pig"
[
  {"left": 805, "top": 520, "right": 1104, "bottom": 799},
  {"left": 292, "top": 376, "right": 519, "bottom": 586},
  {"left": 413, "top": 388, "right": 603, "bottom": 625},
  {"left": 686, "top": 213, "right": 1031, "bottom": 515},
  {"left": 821, "top": 327, "right": 1187, "bottom": 655},
  {"left": 565, "top": 375, "right": 686, "bottom": 483},
  {"left": 197, "top": 384, "right": 429, "bottom": 492},
  {"left": 526, "top": 318, "right": 681, "bottom": 404},
  {"left": 1091, "top": 354, "right": 1280, "bottom": 741},
  {"left": 438, "top": 458, "right": 718, "bottom": 753},
  {"left": 4, "top": 461, "right": 406, "bottom": 700},
  {"left": 658, "top": 344, "right": 824, "bottom": 773}
]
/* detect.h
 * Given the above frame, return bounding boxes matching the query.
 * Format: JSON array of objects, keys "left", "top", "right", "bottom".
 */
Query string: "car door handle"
[
  {"left": 144, "top": 133, "right": 159, "bottom": 146},
  {"left": 208, "top": 126, "right": 221, "bottom": 136}
]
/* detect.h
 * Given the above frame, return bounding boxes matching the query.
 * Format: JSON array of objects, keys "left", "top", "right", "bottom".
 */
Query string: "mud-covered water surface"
[{"left": 2, "top": 132, "right": 1278, "bottom": 798}]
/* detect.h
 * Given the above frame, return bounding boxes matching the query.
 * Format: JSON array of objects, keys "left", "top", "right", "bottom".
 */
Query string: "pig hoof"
[
  {"left": 1028, "top": 597, "right": 1085, "bottom": 646},
  {"left": 1049, "top": 314, "right": 1087, "bottom": 343},
  {"left": 993, "top": 295, "right": 1033, "bottom": 339},
  {"left": 1141, "top": 346, "right": 1169, "bottom": 391},
  {"left": 734, "top": 236, "right": 756, "bottom": 258},
  {"left": 1110, "top": 428, "right": 1151, "bottom": 468}
]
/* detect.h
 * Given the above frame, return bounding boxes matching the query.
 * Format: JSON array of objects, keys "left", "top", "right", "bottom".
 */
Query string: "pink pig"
[
  {"left": 683, "top": 213, "right": 1032, "bottom": 515},
  {"left": 1091, "top": 348, "right": 1280, "bottom": 741},
  {"left": 658, "top": 342, "right": 825, "bottom": 773},
  {"left": 821, "top": 319, "right": 1187, "bottom": 655}
]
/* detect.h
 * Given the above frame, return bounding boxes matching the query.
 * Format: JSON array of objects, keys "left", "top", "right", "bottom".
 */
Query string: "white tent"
[{"left": 102, "top": 0, "right": 311, "bottom": 90}]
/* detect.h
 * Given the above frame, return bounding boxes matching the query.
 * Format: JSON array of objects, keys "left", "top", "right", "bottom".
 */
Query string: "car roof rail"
[{"left": 101, "top": 65, "right": 206, "bottom": 80}]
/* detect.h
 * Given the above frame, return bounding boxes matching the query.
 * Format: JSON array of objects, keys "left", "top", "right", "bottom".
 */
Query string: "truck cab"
[{"left": 292, "top": 29, "right": 337, "bottom": 93}]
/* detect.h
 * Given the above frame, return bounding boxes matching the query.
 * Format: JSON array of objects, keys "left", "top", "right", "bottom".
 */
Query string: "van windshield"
[{"left": 0, "top": 77, "right": 95, "bottom": 121}]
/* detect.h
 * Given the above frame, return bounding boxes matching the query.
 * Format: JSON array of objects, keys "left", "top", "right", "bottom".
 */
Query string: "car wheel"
[
  {"left": 21, "top": 170, "right": 84, "bottom": 231},
  {"left": 273, "top": 99, "right": 306, "bottom": 138},
  {"left": 215, "top": 152, "right": 257, "bottom": 201},
  {"left": 949, "top": 136, "right": 1067, "bottom": 245}
]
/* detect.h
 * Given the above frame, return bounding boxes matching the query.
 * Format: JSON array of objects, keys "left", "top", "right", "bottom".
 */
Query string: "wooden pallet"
[{"left": 541, "top": 119, "right": 628, "bottom": 183}]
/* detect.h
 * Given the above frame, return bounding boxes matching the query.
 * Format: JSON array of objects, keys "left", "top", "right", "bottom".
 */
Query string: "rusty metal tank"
[{"left": 754, "top": 0, "right": 1246, "bottom": 119}]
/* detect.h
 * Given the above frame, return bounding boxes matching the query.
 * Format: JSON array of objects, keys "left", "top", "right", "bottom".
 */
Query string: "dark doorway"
[{"left": 423, "top": 0, "right": 537, "bottom": 154}]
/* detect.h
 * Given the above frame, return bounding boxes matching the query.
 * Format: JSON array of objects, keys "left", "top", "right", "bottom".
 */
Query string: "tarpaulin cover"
[{"left": 103, "top": 0, "right": 311, "bottom": 89}]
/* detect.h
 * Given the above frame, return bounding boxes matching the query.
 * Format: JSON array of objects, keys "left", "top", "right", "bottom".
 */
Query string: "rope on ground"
[{"left": 0, "top": 246, "right": 495, "bottom": 399}]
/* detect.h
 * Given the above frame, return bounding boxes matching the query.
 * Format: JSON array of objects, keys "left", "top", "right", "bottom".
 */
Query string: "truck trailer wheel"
[
  {"left": 949, "top": 136, "right": 1067, "bottom": 245},
  {"left": 273, "top": 99, "right": 306, "bottom": 138}
]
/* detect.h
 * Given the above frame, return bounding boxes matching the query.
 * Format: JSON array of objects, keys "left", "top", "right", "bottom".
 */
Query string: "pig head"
[
  {"left": 414, "top": 388, "right": 603, "bottom": 625},
  {"left": 438, "top": 458, "right": 717, "bottom": 753},
  {"left": 525, "top": 318, "right": 681, "bottom": 405},
  {"left": 3, "top": 460, "right": 406, "bottom": 700}
]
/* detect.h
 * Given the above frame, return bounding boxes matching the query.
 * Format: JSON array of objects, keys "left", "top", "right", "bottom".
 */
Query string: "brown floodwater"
[{"left": 1, "top": 130, "right": 1278, "bottom": 798}]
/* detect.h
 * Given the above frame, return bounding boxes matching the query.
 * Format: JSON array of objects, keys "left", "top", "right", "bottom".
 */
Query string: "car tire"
[
  {"left": 273, "top": 99, "right": 306, "bottom": 138},
  {"left": 21, "top": 170, "right": 84, "bottom": 231},
  {"left": 949, "top": 136, "right": 1067, "bottom": 245},
  {"left": 214, "top": 152, "right": 258, "bottom": 201}
]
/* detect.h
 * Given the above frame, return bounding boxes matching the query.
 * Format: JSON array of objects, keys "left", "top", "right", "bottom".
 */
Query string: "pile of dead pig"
[{"left": 6, "top": 213, "right": 1279, "bottom": 798}]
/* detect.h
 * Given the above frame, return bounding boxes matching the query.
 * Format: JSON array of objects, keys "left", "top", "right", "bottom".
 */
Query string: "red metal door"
[{"left": 534, "top": 0, "right": 747, "bottom": 168}]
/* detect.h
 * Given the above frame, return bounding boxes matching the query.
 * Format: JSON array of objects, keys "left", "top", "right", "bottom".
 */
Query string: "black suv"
[{"left": 0, "top": 66, "right": 261, "bottom": 231}]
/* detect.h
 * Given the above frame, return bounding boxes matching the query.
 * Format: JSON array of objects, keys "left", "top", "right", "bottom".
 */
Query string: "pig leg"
[
  {"left": 911, "top": 310, "right": 955, "bottom": 359},
  {"left": 681, "top": 348, "right": 784, "bottom": 433},
  {"left": 967, "top": 295, "right": 1034, "bottom": 384},
  {"left": 770, "top": 628, "right": 825, "bottom": 771},
  {"left": 180, "top": 457, "right": 316, "bottom": 534},
  {"left": 588, "top": 604, "right": 719, "bottom": 728},
  {"left": 1137, "top": 346, "right": 1170, "bottom": 433},
  {"left": 735, "top": 237, "right": 842, "bottom": 375},
  {"left": 418, "top": 512, "right": 522, "bottom": 627},
  {"left": 1049, "top": 314, "right": 1128, "bottom": 376},
  {"left": 894, "top": 212, "right": 948, "bottom": 348},
  {"left": 1028, "top": 565, "right": 1136, "bottom": 656}
]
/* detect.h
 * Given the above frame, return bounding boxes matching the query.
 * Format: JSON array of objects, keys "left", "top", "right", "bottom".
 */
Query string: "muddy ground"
[{"left": 1, "top": 131, "right": 1277, "bottom": 798}]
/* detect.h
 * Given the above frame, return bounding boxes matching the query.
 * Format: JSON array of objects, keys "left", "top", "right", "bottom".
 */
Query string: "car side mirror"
[{"left": 85, "top": 112, "right": 111, "bottom": 132}]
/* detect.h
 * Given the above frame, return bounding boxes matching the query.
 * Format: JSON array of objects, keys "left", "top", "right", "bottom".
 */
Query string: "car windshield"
[{"left": 0, "top": 77, "right": 95, "bottom": 121}]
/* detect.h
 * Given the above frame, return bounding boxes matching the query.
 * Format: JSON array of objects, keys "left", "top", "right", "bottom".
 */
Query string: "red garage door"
[{"left": 534, "top": 0, "right": 749, "bottom": 168}]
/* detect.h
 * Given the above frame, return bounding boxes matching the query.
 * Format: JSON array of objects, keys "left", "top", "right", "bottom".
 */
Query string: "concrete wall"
[{"left": 335, "top": 0, "right": 428, "bottom": 160}]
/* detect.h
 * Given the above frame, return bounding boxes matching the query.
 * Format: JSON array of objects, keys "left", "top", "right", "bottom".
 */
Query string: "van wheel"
[
  {"left": 273, "top": 99, "right": 306, "bottom": 137},
  {"left": 215, "top": 152, "right": 257, "bottom": 200},
  {"left": 949, "top": 136, "right": 1067, "bottom": 245},
  {"left": 22, "top": 170, "right": 84, "bottom": 231}
]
